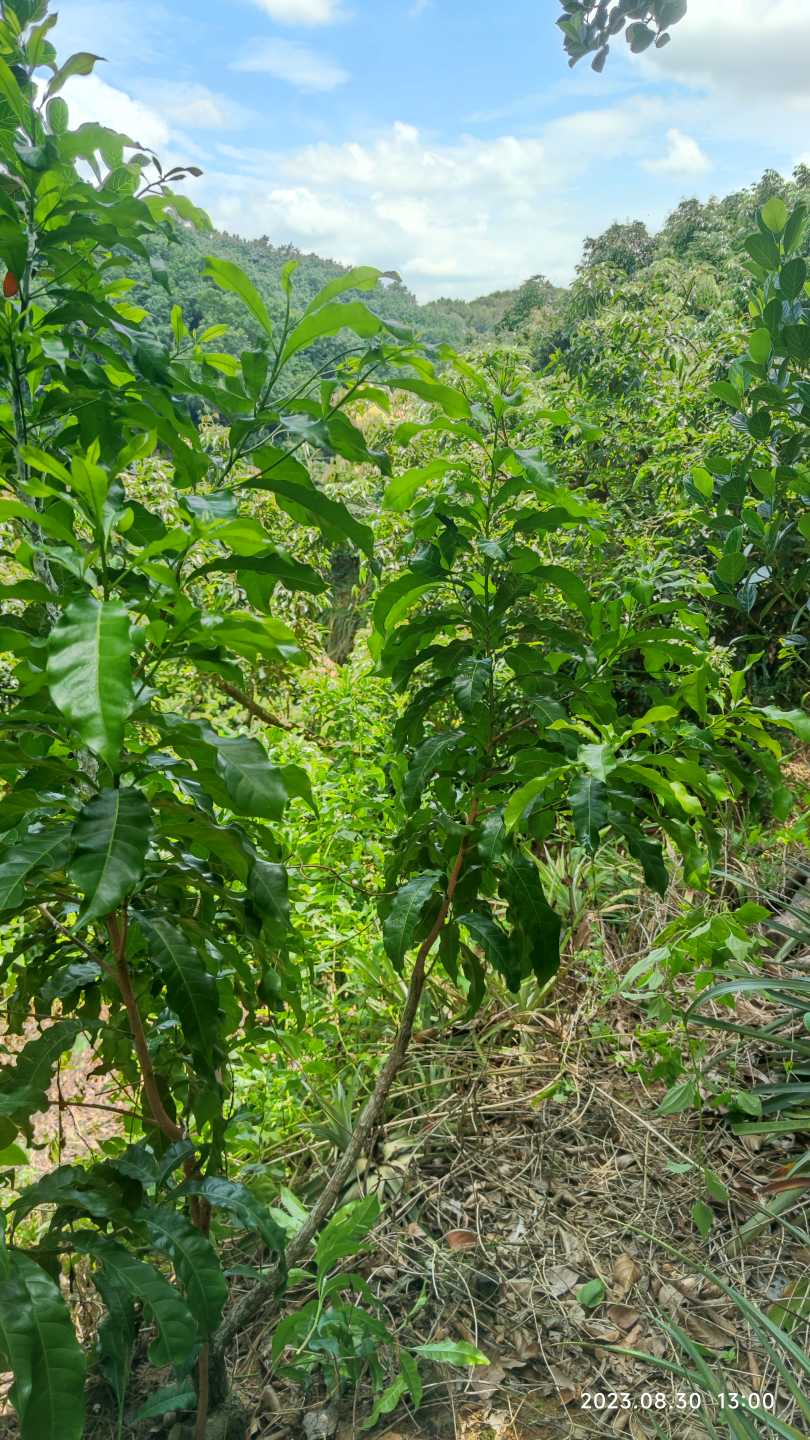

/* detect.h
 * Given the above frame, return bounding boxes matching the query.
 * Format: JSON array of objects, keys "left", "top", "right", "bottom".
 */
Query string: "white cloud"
[
  {"left": 641, "top": 0, "right": 810, "bottom": 106},
  {"left": 135, "top": 82, "right": 253, "bottom": 132},
  {"left": 232, "top": 38, "right": 348, "bottom": 91},
  {"left": 194, "top": 101, "right": 678, "bottom": 299},
  {"left": 61, "top": 73, "right": 170, "bottom": 152},
  {"left": 643, "top": 127, "right": 711, "bottom": 176},
  {"left": 250, "top": 0, "right": 345, "bottom": 24}
]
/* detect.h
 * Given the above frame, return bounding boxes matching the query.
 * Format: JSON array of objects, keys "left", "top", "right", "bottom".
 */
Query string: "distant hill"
[
  {"left": 129, "top": 165, "right": 810, "bottom": 371},
  {"left": 129, "top": 223, "right": 568, "bottom": 365}
]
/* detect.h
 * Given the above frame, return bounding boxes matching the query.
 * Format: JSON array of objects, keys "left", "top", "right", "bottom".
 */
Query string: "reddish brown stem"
[{"left": 107, "top": 914, "right": 183, "bottom": 1145}]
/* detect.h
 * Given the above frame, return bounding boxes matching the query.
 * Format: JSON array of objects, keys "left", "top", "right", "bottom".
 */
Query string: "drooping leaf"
[
  {"left": 0, "top": 827, "right": 73, "bottom": 914},
  {"left": 177, "top": 1177, "right": 287, "bottom": 1255},
  {"left": 403, "top": 732, "right": 461, "bottom": 807},
  {"left": 452, "top": 658, "right": 492, "bottom": 713},
  {"left": 133, "top": 1383, "right": 197, "bottom": 1422},
  {"left": 144, "top": 1207, "right": 227, "bottom": 1339},
  {"left": 527, "top": 563, "right": 592, "bottom": 620},
  {"left": 625, "top": 831, "right": 668, "bottom": 896},
  {"left": 247, "top": 860, "right": 290, "bottom": 935},
  {"left": 68, "top": 787, "right": 151, "bottom": 925},
  {"left": 94, "top": 1269, "right": 135, "bottom": 1409},
  {"left": 569, "top": 775, "right": 607, "bottom": 853},
  {"left": 456, "top": 911, "right": 514, "bottom": 985},
  {"left": 281, "top": 301, "right": 382, "bottom": 361},
  {"left": 45, "top": 52, "right": 104, "bottom": 99},
  {"left": 0, "top": 1251, "right": 86, "bottom": 1440},
  {"left": 382, "top": 872, "right": 441, "bottom": 968},
  {"left": 213, "top": 736, "right": 292, "bottom": 820},
  {"left": 138, "top": 916, "right": 221, "bottom": 1069},
  {"left": 47, "top": 598, "right": 134, "bottom": 767},
  {"left": 499, "top": 851, "right": 561, "bottom": 986},
  {"left": 761, "top": 707, "right": 810, "bottom": 743},
  {"left": 77, "top": 1235, "right": 198, "bottom": 1372},
  {"left": 12, "top": 1165, "right": 127, "bottom": 1225},
  {"left": 241, "top": 474, "right": 373, "bottom": 557},
  {"left": 202, "top": 257, "right": 273, "bottom": 337},
  {"left": 0, "top": 1020, "right": 83, "bottom": 1125},
  {"left": 382, "top": 459, "right": 455, "bottom": 511},
  {"left": 413, "top": 1340, "right": 489, "bottom": 1366},
  {"left": 303, "top": 265, "right": 385, "bottom": 315}
]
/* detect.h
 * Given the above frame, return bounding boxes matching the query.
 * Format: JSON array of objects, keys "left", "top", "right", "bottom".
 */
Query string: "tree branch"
[{"left": 213, "top": 803, "right": 476, "bottom": 1359}]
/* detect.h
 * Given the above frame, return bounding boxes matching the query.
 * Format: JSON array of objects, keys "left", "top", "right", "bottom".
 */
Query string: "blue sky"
[{"left": 57, "top": 0, "right": 810, "bottom": 299}]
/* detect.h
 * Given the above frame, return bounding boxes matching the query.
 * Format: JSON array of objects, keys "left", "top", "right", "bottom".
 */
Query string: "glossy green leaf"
[
  {"left": 569, "top": 775, "right": 607, "bottom": 852},
  {"left": 95, "top": 1269, "right": 135, "bottom": 1409},
  {"left": 761, "top": 707, "right": 810, "bottom": 743},
  {"left": 315, "top": 1194, "right": 380, "bottom": 1278},
  {"left": 761, "top": 196, "right": 789, "bottom": 234},
  {"left": 0, "top": 827, "right": 73, "bottom": 914},
  {"left": 45, "top": 51, "right": 103, "bottom": 99},
  {"left": 281, "top": 301, "right": 382, "bottom": 361},
  {"left": 178, "top": 1177, "right": 287, "bottom": 1254},
  {"left": 413, "top": 1340, "right": 489, "bottom": 1366},
  {"left": 303, "top": 265, "right": 385, "bottom": 315},
  {"left": 780, "top": 256, "right": 807, "bottom": 301},
  {"left": 202, "top": 257, "right": 274, "bottom": 337},
  {"left": 500, "top": 852, "right": 561, "bottom": 985},
  {"left": 457, "top": 911, "right": 513, "bottom": 983},
  {"left": 213, "top": 736, "right": 292, "bottom": 820},
  {"left": 0, "top": 56, "right": 31, "bottom": 128},
  {"left": 403, "top": 732, "right": 460, "bottom": 807},
  {"left": 382, "top": 872, "right": 441, "bottom": 967},
  {"left": 383, "top": 459, "right": 455, "bottom": 511},
  {"left": 0, "top": 1251, "right": 86, "bottom": 1440},
  {"left": 452, "top": 657, "right": 492, "bottom": 713},
  {"left": 134, "top": 1383, "right": 197, "bottom": 1422},
  {"left": 247, "top": 859, "right": 290, "bottom": 933},
  {"left": 145, "top": 1207, "right": 228, "bottom": 1339},
  {"left": 138, "top": 916, "right": 221, "bottom": 1068},
  {"left": 47, "top": 598, "right": 134, "bottom": 767},
  {"left": 0, "top": 1020, "right": 83, "bottom": 1123},
  {"left": 68, "top": 787, "right": 151, "bottom": 925},
  {"left": 748, "top": 327, "right": 771, "bottom": 365},
  {"left": 0, "top": 497, "right": 76, "bottom": 545},
  {"left": 77, "top": 1235, "right": 198, "bottom": 1372},
  {"left": 241, "top": 475, "right": 373, "bottom": 557}
]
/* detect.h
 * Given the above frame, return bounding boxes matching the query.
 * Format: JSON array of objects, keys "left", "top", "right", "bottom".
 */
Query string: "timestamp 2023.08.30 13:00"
[{"left": 580, "top": 1391, "right": 777, "bottom": 1415}]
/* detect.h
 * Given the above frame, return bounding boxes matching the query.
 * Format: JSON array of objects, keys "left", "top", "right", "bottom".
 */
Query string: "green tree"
[{"left": 557, "top": 0, "right": 688, "bottom": 71}]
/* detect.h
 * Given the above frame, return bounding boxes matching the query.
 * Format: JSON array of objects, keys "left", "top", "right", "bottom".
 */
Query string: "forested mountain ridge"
[
  {"left": 128, "top": 223, "right": 554, "bottom": 356},
  {"left": 129, "top": 165, "right": 810, "bottom": 370}
]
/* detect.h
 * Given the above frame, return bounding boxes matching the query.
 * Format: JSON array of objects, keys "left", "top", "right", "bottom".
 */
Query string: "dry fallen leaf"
[
  {"left": 445, "top": 1228, "right": 478, "bottom": 1251},
  {"left": 468, "top": 1363, "right": 506, "bottom": 1399},
  {"left": 613, "top": 1251, "right": 641, "bottom": 1299},
  {"left": 607, "top": 1303, "right": 641, "bottom": 1330},
  {"left": 560, "top": 1227, "right": 587, "bottom": 1264},
  {"left": 685, "top": 1312, "right": 736, "bottom": 1349},
  {"left": 259, "top": 1384, "right": 281, "bottom": 1413},
  {"left": 655, "top": 1281, "right": 685, "bottom": 1314},
  {"left": 543, "top": 1263, "right": 580, "bottom": 1297},
  {"left": 549, "top": 1364, "right": 582, "bottom": 1404},
  {"left": 582, "top": 1319, "right": 622, "bottom": 1341}
]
